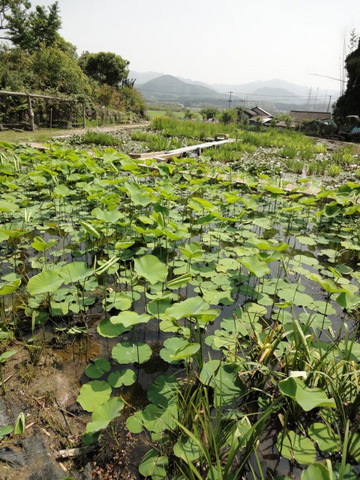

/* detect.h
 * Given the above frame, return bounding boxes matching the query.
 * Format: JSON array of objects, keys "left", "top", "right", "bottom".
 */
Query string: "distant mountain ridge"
[
  {"left": 131, "top": 71, "right": 338, "bottom": 111},
  {"left": 137, "top": 75, "right": 235, "bottom": 107}
]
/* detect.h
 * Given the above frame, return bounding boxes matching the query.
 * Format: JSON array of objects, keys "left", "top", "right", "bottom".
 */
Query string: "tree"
[
  {"left": 4, "top": 1, "right": 62, "bottom": 51},
  {"left": 200, "top": 107, "right": 218, "bottom": 120},
  {"left": 333, "top": 38, "right": 360, "bottom": 121},
  {"left": 79, "top": 51, "right": 129, "bottom": 87},
  {"left": 30, "top": 46, "right": 93, "bottom": 95},
  {"left": 219, "top": 108, "right": 237, "bottom": 124},
  {"left": 0, "top": 0, "right": 30, "bottom": 39}
]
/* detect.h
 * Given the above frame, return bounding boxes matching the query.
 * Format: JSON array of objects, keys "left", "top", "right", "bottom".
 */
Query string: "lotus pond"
[{"left": 0, "top": 122, "right": 360, "bottom": 480}]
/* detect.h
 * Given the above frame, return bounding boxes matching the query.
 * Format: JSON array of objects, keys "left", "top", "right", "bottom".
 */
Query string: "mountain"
[
  {"left": 137, "top": 75, "right": 236, "bottom": 107},
  {"left": 247, "top": 87, "right": 301, "bottom": 105},
  {"left": 129, "top": 71, "right": 163, "bottom": 85}
]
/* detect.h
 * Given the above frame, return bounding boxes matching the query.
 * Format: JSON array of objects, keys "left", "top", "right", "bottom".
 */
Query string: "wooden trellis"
[{"left": 0, "top": 90, "right": 86, "bottom": 131}]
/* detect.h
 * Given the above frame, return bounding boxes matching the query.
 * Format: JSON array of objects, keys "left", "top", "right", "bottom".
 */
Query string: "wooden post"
[
  {"left": 82, "top": 101, "right": 86, "bottom": 128},
  {"left": 27, "top": 95, "right": 35, "bottom": 131}
]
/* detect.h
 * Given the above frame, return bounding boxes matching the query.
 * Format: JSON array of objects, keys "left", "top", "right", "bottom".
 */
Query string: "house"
[
  {"left": 289, "top": 110, "right": 332, "bottom": 124},
  {"left": 244, "top": 106, "right": 273, "bottom": 125}
]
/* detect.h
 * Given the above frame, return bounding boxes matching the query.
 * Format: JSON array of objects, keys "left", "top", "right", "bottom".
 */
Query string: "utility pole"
[
  {"left": 313, "top": 87, "right": 319, "bottom": 110},
  {"left": 306, "top": 88, "right": 312, "bottom": 110},
  {"left": 327, "top": 95, "right": 332, "bottom": 113},
  {"left": 228, "top": 91, "right": 233, "bottom": 109}
]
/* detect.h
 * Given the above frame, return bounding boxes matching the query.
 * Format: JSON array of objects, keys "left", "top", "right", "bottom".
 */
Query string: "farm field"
[{"left": 0, "top": 118, "right": 360, "bottom": 480}]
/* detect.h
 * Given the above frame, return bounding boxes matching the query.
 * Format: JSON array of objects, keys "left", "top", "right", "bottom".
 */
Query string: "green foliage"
[
  {"left": 79, "top": 51, "right": 129, "bottom": 87},
  {"left": 5, "top": 1, "right": 62, "bottom": 52},
  {"left": 333, "top": 38, "right": 360, "bottom": 121}
]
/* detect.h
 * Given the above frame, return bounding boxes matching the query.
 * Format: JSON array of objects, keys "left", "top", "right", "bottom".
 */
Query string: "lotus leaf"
[
  {"left": 308, "top": 422, "right": 340, "bottom": 453},
  {"left": 277, "top": 430, "right": 316, "bottom": 464},
  {"left": 173, "top": 435, "right": 201, "bottom": 462},
  {"left": 27, "top": 270, "right": 63, "bottom": 295},
  {"left": 139, "top": 448, "right": 168, "bottom": 479},
  {"left": 112, "top": 342, "right": 152, "bottom": 364},
  {"left": 279, "top": 377, "right": 336, "bottom": 411},
  {"left": 77, "top": 380, "right": 112, "bottom": 412},
  {"left": 85, "top": 397, "right": 124, "bottom": 433},
  {"left": 85, "top": 358, "right": 111, "bottom": 379},
  {"left": 108, "top": 369, "right": 136, "bottom": 388},
  {"left": 134, "top": 254, "right": 168, "bottom": 285}
]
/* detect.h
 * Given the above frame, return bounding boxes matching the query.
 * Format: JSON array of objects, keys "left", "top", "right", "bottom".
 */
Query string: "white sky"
[{"left": 40, "top": 0, "right": 359, "bottom": 90}]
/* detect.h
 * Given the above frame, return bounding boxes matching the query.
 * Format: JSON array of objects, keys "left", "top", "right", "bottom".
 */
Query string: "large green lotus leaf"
[
  {"left": 85, "top": 397, "right": 124, "bottom": 433},
  {"left": 301, "top": 464, "right": 332, "bottom": 480},
  {"left": 92, "top": 207, "right": 122, "bottom": 224},
  {"left": 27, "top": 270, "right": 63, "bottom": 295},
  {"left": 279, "top": 377, "right": 336, "bottom": 411},
  {"left": 297, "top": 236, "right": 317, "bottom": 246},
  {"left": 54, "top": 184, "right": 72, "bottom": 197},
  {"left": 77, "top": 380, "right": 112, "bottom": 412},
  {"left": 97, "top": 318, "right": 127, "bottom": 338},
  {"left": 110, "top": 311, "right": 150, "bottom": 331},
  {"left": 173, "top": 435, "right": 201, "bottom": 462},
  {"left": 299, "top": 313, "right": 332, "bottom": 331},
  {"left": 125, "top": 181, "right": 153, "bottom": 206},
  {"left": 31, "top": 236, "right": 57, "bottom": 252},
  {"left": 179, "top": 242, "right": 203, "bottom": 260},
  {"left": 147, "top": 375, "right": 180, "bottom": 407},
  {"left": 0, "top": 279, "right": 21, "bottom": 296},
  {"left": 139, "top": 448, "right": 168, "bottom": 479},
  {"left": 308, "top": 422, "right": 340, "bottom": 453},
  {"left": 59, "top": 262, "right": 93, "bottom": 284},
  {"left": 200, "top": 361, "right": 245, "bottom": 406},
  {"left": 308, "top": 273, "right": 343, "bottom": 294},
  {"left": 166, "top": 273, "right": 192, "bottom": 289},
  {"left": 108, "top": 369, "right": 136, "bottom": 388},
  {"left": 134, "top": 254, "right": 168, "bottom": 285},
  {"left": 324, "top": 203, "right": 340, "bottom": 218},
  {"left": 238, "top": 255, "right": 270, "bottom": 278},
  {"left": 277, "top": 288, "right": 314, "bottom": 308},
  {"left": 336, "top": 292, "right": 360, "bottom": 310},
  {"left": 201, "top": 287, "right": 234, "bottom": 306},
  {"left": 147, "top": 297, "right": 173, "bottom": 320},
  {"left": 159, "top": 337, "right": 199, "bottom": 364},
  {"left": 85, "top": 358, "right": 111, "bottom": 379},
  {"left": 0, "top": 200, "right": 19, "bottom": 212},
  {"left": 277, "top": 430, "right": 316, "bottom": 464},
  {"left": 165, "top": 296, "right": 209, "bottom": 320},
  {"left": 112, "top": 342, "right": 152, "bottom": 365},
  {"left": 141, "top": 403, "right": 178, "bottom": 433},
  {"left": 104, "top": 291, "right": 132, "bottom": 311}
]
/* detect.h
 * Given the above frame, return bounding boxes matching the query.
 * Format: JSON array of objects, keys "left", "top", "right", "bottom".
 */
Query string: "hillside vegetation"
[{"left": 0, "top": 1, "right": 145, "bottom": 128}]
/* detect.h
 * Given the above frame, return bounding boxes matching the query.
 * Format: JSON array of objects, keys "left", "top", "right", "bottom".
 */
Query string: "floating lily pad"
[
  {"left": 277, "top": 430, "right": 316, "bottom": 464},
  {"left": 77, "top": 381, "right": 112, "bottom": 412},
  {"left": 139, "top": 448, "right": 168, "bottom": 479},
  {"left": 112, "top": 342, "right": 152, "bottom": 365},
  {"left": 108, "top": 369, "right": 136, "bottom": 388},
  {"left": 85, "top": 358, "right": 111, "bottom": 379},
  {"left": 85, "top": 397, "right": 124, "bottom": 433}
]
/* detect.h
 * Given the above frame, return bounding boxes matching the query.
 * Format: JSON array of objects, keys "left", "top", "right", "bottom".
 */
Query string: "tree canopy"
[
  {"left": 79, "top": 51, "right": 130, "bottom": 87},
  {"left": 333, "top": 38, "right": 360, "bottom": 121},
  {"left": 0, "top": 0, "right": 146, "bottom": 122}
]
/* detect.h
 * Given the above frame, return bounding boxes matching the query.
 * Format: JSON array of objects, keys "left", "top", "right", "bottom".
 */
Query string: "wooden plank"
[
  {"left": 129, "top": 138, "right": 236, "bottom": 160},
  {"left": 0, "top": 90, "right": 76, "bottom": 102}
]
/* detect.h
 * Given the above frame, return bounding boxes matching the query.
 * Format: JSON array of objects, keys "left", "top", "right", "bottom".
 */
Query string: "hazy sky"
[{"left": 40, "top": 0, "right": 359, "bottom": 91}]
